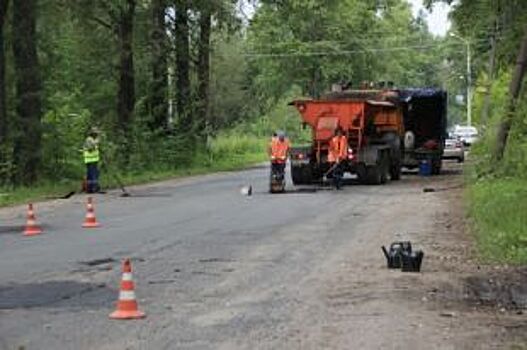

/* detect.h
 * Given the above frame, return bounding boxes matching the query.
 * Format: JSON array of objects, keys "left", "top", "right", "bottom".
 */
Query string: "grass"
[
  {"left": 0, "top": 134, "right": 268, "bottom": 208},
  {"left": 468, "top": 178, "right": 527, "bottom": 264}
]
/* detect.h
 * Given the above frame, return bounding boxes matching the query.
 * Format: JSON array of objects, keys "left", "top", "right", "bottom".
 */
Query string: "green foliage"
[
  {"left": 467, "top": 70, "right": 511, "bottom": 177},
  {"left": 0, "top": 0, "right": 464, "bottom": 194},
  {"left": 451, "top": 0, "right": 527, "bottom": 264},
  {"left": 41, "top": 104, "right": 90, "bottom": 181},
  {"left": 469, "top": 179, "right": 527, "bottom": 263},
  {"left": 242, "top": 85, "right": 311, "bottom": 144},
  {"left": 246, "top": 0, "right": 444, "bottom": 111},
  {"left": 206, "top": 130, "right": 267, "bottom": 167},
  {"left": 209, "top": 31, "right": 250, "bottom": 129},
  {"left": 465, "top": 66, "right": 527, "bottom": 265}
]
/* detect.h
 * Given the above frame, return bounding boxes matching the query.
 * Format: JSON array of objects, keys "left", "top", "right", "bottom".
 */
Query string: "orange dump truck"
[
  {"left": 289, "top": 88, "right": 447, "bottom": 185},
  {"left": 289, "top": 90, "right": 405, "bottom": 185}
]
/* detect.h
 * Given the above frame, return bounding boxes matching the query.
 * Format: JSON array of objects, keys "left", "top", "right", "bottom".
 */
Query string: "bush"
[{"left": 207, "top": 130, "right": 267, "bottom": 167}]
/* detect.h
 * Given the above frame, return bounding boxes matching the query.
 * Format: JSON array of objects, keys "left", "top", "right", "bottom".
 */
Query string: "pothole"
[{"left": 78, "top": 258, "right": 115, "bottom": 267}]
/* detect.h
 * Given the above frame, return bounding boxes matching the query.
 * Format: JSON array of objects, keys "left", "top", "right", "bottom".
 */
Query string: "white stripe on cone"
[
  {"left": 122, "top": 273, "right": 133, "bottom": 281},
  {"left": 119, "top": 290, "right": 136, "bottom": 301}
]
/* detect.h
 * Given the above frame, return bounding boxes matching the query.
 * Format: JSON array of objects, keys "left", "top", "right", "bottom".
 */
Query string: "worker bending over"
[
  {"left": 328, "top": 128, "right": 348, "bottom": 190},
  {"left": 268, "top": 131, "right": 290, "bottom": 192}
]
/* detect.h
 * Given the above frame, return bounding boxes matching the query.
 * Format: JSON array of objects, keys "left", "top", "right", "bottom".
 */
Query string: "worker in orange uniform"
[
  {"left": 328, "top": 127, "right": 348, "bottom": 190},
  {"left": 268, "top": 131, "right": 290, "bottom": 192}
]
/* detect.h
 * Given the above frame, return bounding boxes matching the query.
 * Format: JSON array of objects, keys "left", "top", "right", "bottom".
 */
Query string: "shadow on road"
[
  {"left": 0, "top": 281, "right": 114, "bottom": 310},
  {"left": 0, "top": 225, "right": 25, "bottom": 235},
  {"left": 0, "top": 224, "right": 53, "bottom": 235}
]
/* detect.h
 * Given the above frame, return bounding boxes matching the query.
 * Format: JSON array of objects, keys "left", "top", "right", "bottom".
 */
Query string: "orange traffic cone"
[
  {"left": 82, "top": 197, "right": 100, "bottom": 228},
  {"left": 23, "top": 203, "right": 42, "bottom": 236},
  {"left": 109, "top": 259, "right": 146, "bottom": 320}
]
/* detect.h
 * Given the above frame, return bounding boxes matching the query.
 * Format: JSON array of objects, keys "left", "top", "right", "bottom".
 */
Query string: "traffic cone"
[
  {"left": 109, "top": 259, "right": 146, "bottom": 320},
  {"left": 82, "top": 197, "right": 100, "bottom": 228},
  {"left": 23, "top": 203, "right": 42, "bottom": 236}
]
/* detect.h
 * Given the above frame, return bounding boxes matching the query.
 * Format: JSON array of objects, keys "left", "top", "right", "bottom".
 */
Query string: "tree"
[
  {"left": 247, "top": 0, "right": 442, "bottom": 112},
  {"left": 0, "top": 0, "right": 8, "bottom": 147},
  {"left": 12, "top": 0, "right": 42, "bottom": 184},
  {"left": 174, "top": 0, "right": 191, "bottom": 131},
  {"left": 149, "top": 0, "right": 168, "bottom": 130},
  {"left": 196, "top": 4, "right": 212, "bottom": 136},
  {"left": 73, "top": 0, "right": 137, "bottom": 135},
  {"left": 116, "top": 0, "right": 136, "bottom": 134}
]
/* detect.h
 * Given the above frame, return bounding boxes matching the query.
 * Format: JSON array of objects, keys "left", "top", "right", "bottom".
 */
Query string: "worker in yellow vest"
[{"left": 83, "top": 127, "right": 101, "bottom": 193}]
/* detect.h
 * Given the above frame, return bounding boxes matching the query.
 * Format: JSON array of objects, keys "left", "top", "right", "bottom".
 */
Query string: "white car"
[
  {"left": 443, "top": 138, "right": 465, "bottom": 162},
  {"left": 452, "top": 125, "right": 478, "bottom": 146}
]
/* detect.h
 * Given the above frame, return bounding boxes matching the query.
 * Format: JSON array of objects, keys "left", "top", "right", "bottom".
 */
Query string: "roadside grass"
[
  {"left": 0, "top": 134, "right": 267, "bottom": 207},
  {"left": 468, "top": 178, "right": 527, "bottom": 264}
]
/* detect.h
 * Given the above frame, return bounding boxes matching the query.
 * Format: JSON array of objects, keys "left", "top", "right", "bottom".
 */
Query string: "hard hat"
[{"left": 89, "top": 126, "right": 100, "bottom": 135}]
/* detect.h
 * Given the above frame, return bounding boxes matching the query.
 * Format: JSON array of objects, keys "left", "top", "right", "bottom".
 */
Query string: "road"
[{"left": 0, "top": 163, "right": 521, "bottom": 349}]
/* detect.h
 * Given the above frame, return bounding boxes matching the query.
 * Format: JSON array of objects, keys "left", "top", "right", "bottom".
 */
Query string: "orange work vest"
[
  {"left": 328, "top": 135, "right": 348, "bottom": 163},
  {"left": 270, "top": 139, "right": 290, "bottom": 163}
]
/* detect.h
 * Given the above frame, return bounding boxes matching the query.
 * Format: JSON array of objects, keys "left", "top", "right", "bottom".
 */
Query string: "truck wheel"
[
  {"left": 382, "top": 132, "right": 402, "bottom": 181},
  {"left": 390, "top": 147, "right": 402, "bottom": 180},
  {"left": 291, "top": 164, "right": 311, "bottom": 185},
  {"left": 365, "top": 165, "right": 382, "bottom": 185},
  {"left": 390, "top": 161, "right": 401, "bottom": 180},
  {"left": 379, "top": 152, "right": 389, "bottom": 184},
  {"left": 356, "top": 163, "right": 367, "bottom": 184},
  {"left": 431, "top": 159, "right": 442, "bottom": 175}
]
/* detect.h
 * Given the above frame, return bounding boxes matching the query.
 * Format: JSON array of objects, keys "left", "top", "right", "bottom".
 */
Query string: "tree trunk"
[
  {"left": 12, "top": 0, "right": 42, "bottom": 185},
  {"left": 174, "top": 0, "right": 191, "bottom": 129},
  {"left": 494, "top": 24, "right": 527, "bottom": 161},
  {"left": 150, "top": 0, "right": 168, "bottom": 130},
  {"left": 196, "top": 7, "right": 211, "bottom": 136},
  {"left": 117, "top": 0, "right": 135, "bottom": 133},
  {"left": 0, "top": 0, "right": 8, "bottom": 145}
]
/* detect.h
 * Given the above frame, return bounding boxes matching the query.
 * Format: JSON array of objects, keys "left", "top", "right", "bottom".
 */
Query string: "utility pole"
[
  {"left": 450, "top": 33, "right": 472, "bottom": 126},
  {"left": 481, "top": 29, "right": 497, "bottom": 125},
  {"left": 466, "top": 39, "right": 472, "bottom": 126}
]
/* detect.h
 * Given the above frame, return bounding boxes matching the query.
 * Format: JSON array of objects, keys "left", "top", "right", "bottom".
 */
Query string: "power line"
[
  {"left": 233, "top": 43, "right": 466, "bottom": 58},
  {"left": 247, "top": 36, "right": 496, "bottom": 50}
]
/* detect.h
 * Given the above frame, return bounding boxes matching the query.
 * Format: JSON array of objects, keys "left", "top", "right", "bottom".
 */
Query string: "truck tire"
[
  {"left": 356, "top": 163, "right": 367, "bottom": 184},
  {"left": 291, "top": 164, "right": 311, "bottom": 185},
  {"left": 364, "top": 150, "right": 390, "bottom": 185},
  {"left": 379, "top": 151, "right": 390, "bottom": 184},
  {"left": 390, "top": 160, "right": 401, "bottom": 180},
  {"left": 432, "top": 159, "right": 442, "bottom": 175},
  {"left": 381, "top": 132, "right": 402, "bottom": 181},
  {"left": 404, "top": 131, "right": 415, "bottom": 150},
  {"left": 365, "top": 165, "right": 382, "bottom": 185}
]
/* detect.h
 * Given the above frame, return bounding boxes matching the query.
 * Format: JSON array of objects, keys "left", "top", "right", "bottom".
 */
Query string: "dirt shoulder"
[{"left": 284, "top": 161, "right": 527, "bottom": 350}]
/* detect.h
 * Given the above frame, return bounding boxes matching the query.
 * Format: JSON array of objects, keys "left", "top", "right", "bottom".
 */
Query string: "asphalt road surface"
[{"left": 0, "top": 163, "right": 495, "bottom": 349}]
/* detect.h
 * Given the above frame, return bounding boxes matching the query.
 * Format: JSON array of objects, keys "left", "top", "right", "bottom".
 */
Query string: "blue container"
[{"left": 419, "top": 160, "right": 432, "bottom": 176}]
